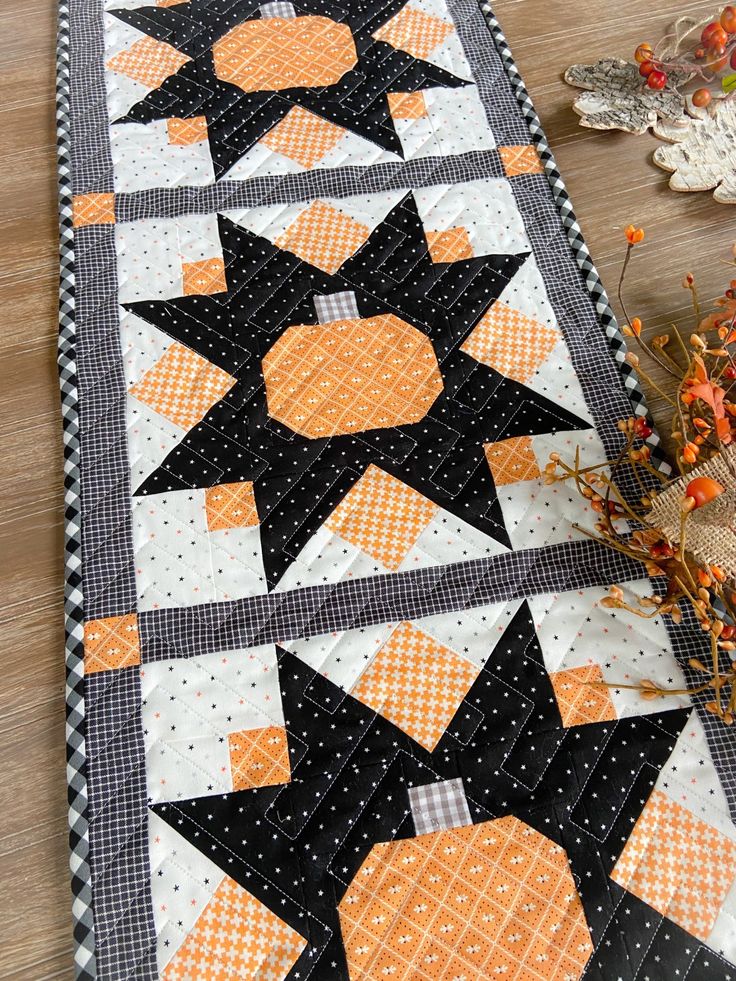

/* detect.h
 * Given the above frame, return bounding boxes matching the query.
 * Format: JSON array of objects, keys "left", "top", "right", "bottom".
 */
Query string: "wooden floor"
[{"left": 0, "top": 0, "right": 730, "bottom": 977}]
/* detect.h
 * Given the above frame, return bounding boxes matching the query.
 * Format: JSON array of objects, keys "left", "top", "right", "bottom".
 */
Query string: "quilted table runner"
[{"left": 56, "top": 1, "right": 736, "bottom": 979}]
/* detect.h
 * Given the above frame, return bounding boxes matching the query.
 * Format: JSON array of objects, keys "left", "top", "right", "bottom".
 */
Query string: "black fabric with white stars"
[
  {"left": 154, "top": 605, "right": 724, "bottom": 980},
  {"left": 128, "top": 205, "right": 591, "bottom": 585},
  {"left": 110, "top": 0, "right": 469, "bottom": 176}
]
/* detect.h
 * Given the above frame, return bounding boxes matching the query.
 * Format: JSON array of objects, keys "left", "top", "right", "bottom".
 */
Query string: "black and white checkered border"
[
  {"left": 55, "top": 1, "right": 97, "bottom": 978},
  {"left": 477, "top": 1, "right": 669, "bottom": 477}
]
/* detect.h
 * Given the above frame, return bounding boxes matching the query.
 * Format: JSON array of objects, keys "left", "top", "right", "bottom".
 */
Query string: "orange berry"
[
  {"left": 721, "top": 5, "right": 736, "bottom": 31},
  {"left": 685, "top": 475, "right": 725, "bottom": 507},
  {"left": 706, "top": 25, "right": 728, "bottom": 49},
  {"left": 635, "top": 42, "right": 654, "bottom": 63},
  {"left": 692, "top": 87, "right": 712, "bottom": 108},
  {"left": 705, "top": 51, "right": 729, "bottom": 71},
  {"left": 646, "top": 69, "right": 668, "bottom": 90},
  {"left": 702, "top": 20, "right": 724, "bottom": 44},
  {"left": 682, "top": 444, "right": 699, "bottom": 464}
]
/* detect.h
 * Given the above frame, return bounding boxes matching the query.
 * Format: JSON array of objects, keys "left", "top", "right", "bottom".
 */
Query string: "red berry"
[
  {"left": 639, "top": 59, "right": 656, "bottom": 77},
  {"left": 721, "top": 624, "right": 736, "bottom": 640},
  {"left": 723, "top": 365, "right": 736, "bottom": 379},
  {"left": 685, "top": 476, "right": 725, "bottom": 508},
  {"left": 702, "top": 20, "right": 723, "bottom": 44},
  {"left": 707, "top": 26, "right": 728, "bottom": 49},
  {"left": 646, "top": 69, "right": 667, "bottom": 90},
  {"left": 731, "top": 47, "right": 736, "bottom": 69},
  {"left": 635, "top": 42, "right": 654, "bottom": 63},
  {"left": 722, "top": 5, "right": 736, "bottom": 31},
  {"left": 692, "top": 87, "right": 712, "bottom": 108}
]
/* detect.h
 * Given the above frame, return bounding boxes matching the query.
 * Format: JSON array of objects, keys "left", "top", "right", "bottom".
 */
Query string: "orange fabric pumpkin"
[{"left": 213, "top": 16, "right": 358, "bottom": 92}]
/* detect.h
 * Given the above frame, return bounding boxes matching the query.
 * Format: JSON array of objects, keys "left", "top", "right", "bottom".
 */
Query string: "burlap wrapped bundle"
[{"left": 646, "top": 446, "right": 736, "bottom": 580}]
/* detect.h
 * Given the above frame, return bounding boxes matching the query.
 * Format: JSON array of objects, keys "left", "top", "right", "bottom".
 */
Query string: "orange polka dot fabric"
[
  {"left": 212, "top": 17, "right": 357, "bottom": 93},
  {"left": 227, "top": 726, "right": 291, "bottom": 790},
  {"left": 262, "top": 314, "right": 443, "bottom": 438},
  {"left": 84, "top": 614, "right": 141, "bottom": 674},
  {"left": 548, "top": 665, "right": 617, "bottom": 728}
]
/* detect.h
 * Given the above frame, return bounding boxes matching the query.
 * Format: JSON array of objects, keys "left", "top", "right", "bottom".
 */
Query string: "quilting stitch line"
[
  {"left": 137, "top": 538, "right": 645, "bottom": 661},
  {"left": 60, "top": 1, "right": 736, "bottom": 972}
]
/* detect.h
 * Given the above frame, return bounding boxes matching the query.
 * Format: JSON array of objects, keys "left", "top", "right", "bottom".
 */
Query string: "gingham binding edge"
[
  {"left": 55, "top": 1, "right": 97, "bottom": 977},
  {"left": 478, "top": 2, "right": 670, "bottom": 476}
]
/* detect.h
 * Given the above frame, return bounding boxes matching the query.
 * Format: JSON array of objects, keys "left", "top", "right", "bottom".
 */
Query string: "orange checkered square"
[
  {"left": 339, "top": 816, "right": 593, "bottom": 980},
  {"left": 84, "top": 614, "right": 140, "bottom": 674},
  {"left": 611, "top": 789, "right": 736, "bottom": 941},
  {"left": 261, "top": 106, "right": 346, "bottom": 168},
  {"left": 275, "top": 200, "right": 370, "bottom": 274},
  {"left": 425, "top": 226, "right": 473, "bottom": 264},
  {"left": 182, "top": 257, "right": 227, "bottom": 296},
  {"left": 205, "top": 482, "right": 259, "bottom": 531},
  {"left": 387, "top": 91, "right": 427, "bottom": 119},
  {"left": 106, "top": 36, "right": 191, "bottom": 89},
  {"left": 72, "top": 193, "right": 115, "bottom": 227},
  {"left": 460, "top": 300, "right": 559, "bottom": 384},
  {"left": 484, "top": 435, "right": 541, "bottom": 486},
  {"left": 499, "top": 144, "right": 545, "bottom": 177},
  {"left": 325, "top": 464, "right": 438, "bottom": 570},
  {"left": 350, "top": 621, "right": 479, "bottom": 750},
  {"left": 373, "top": 6, "right": 454, "bottom": 60},
  {"left": 162, "top": 874, "right": 305, "bottom": 980},
  {"left": 129, "top": 341, "right": 236, "bottom": 430},
  {"left": 167, "top": 115, "right": 208, "bottom": 145},
  {"left": 548, "top": 665, "right": 617, "bottom": 728},
  {"left": 227, "top": 726, "right": 291, "bottom": 790}
]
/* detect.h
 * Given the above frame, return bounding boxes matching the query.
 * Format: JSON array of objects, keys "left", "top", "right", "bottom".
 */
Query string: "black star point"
[
  {"left": 109, "top": 0, "right": 471, "bottom": 175},
  {"left": 127, "top": 195, "right": 592, "bottom": 586},
  {"left": 152, "top": 603, "right": 704, "bottom": 980}
]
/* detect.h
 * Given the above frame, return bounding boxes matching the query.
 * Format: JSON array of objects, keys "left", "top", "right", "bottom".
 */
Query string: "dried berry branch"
[{"left": 551, "top": 231, "right": 736, "bottom": 722}]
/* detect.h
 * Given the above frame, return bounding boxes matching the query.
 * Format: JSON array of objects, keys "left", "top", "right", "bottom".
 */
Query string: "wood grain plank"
[{"left": 0, "top": 1, "right": 732, "bottom": 978}]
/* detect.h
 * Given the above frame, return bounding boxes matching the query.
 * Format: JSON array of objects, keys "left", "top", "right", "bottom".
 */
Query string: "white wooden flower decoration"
[{"left": 653, "top": 100, "right": 736, "bottom": 204}]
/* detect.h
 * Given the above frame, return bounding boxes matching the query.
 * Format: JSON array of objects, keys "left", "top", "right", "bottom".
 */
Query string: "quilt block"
[{"left": 55, "top": 0, "right": 736, "bottom": 979}]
